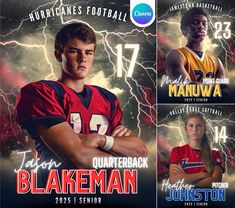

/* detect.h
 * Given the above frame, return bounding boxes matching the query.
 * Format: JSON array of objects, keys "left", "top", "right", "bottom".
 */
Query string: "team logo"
[{"left": 182, "top": 158, "right": 204, "bottom": 169}]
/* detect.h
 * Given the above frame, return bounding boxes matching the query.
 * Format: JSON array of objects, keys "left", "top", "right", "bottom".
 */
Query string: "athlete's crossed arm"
[
  {"left": 169, "top": 163, "right": 209, "bottom": 184},
  {"left": 37, "top": 122, "right": 112, "bottom": 168},
  {"left": 110, "top": 125, "right": 148, "bottom": 157},
  {"left": 79, "top": 124, "right": 148, "bottom": 157},
  {"left": 166, "top": 49, "right": 191, "bottom": 81},
  {"left": 169, "top": 163, "right": 222, "bottom": 187},
  {"left": 194, "top": 166, "right": 223, "bottom": 187},
  {"left": 37, "top": 123, "right": 147, "bottom": 168}
]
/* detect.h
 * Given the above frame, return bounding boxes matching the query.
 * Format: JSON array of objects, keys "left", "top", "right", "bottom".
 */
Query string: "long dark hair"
[{"left": 185, "top": 113, "right": 214, "bottom": 173}]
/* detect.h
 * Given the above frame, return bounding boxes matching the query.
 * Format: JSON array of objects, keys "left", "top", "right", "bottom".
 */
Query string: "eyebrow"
[
  {"left": 67, "top": 47, "right": 95, "bottom": 52},
  {"left": 192, "top": 18, "right": 208, "bottom": 22}
]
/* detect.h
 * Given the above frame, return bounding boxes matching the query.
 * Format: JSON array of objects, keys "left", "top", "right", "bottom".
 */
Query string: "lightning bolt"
[{"left": 0, "top": 90, "right": 21, "bottom": 142}]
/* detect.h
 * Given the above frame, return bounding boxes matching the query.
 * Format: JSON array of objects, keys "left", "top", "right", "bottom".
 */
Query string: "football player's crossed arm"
[
  {"left": 79, "top": 125, "right": 148, "bottom": 157},
  {"left": 166, "top": 49, "right": 191, "bottom": 81},
  {"left": 169, "top": 163, "right": 209, "bottom": 184},
  {"left": 110, "top": 125, "right": 148, "bottom": 157},
  {"left": 37, "top": 122, "right": 112, "bottom": 168},
  {"left": 194, "top": 166, "right": 223, "bottom": 187}
]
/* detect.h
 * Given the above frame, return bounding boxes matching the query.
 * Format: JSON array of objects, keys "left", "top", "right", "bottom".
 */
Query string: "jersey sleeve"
[
  {"left": 110, "top": 98, "right": 123, "bottom": 131},
  {"left": 176, "top": 48, "right": 187, "bottom": 64},
  {"left": 212, "top": 150, "right": 225, "bottom": 173},
  {"left": 168, "top": 147, "right": 182, "bottom": 164},
  {"left": 15, "top": 82, "right": 66, "bottom": 129}
]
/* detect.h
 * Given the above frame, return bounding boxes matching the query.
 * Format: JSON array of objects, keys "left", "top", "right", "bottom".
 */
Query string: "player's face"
[
  {"left": 61, "top": 38, "right": 95, "bottom": 80},
  {"left": 185, "top": 14, "right": 208, "bottom": 42},
  {"left": 185, "top": 117, "right": 205, "bottom": 141}
]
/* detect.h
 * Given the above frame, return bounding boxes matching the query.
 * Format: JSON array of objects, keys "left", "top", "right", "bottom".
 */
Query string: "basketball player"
[{"left": 166, "top": 8, "right": 225, "bottom": 83}]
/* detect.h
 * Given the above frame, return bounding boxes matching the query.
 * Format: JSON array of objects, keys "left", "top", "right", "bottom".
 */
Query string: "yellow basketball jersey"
[{"left": 176, "top": 47, "right": 219, "bottom": 82}]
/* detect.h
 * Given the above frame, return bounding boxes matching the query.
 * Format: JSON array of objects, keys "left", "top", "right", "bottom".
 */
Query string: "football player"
[{"left": 15, "top": 23, "right": 147, "bottom": 169}]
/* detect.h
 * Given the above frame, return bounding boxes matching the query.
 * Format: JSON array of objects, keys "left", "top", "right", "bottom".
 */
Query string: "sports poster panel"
[
  {"left": 157, "top": 104, "right": 235, "bottom": 208},
  {"left": 0, "top": 0, "right": 156, "bottom": 207},
  {"left": 157, "top": 0, "right": 235, "bottom": 207},
  {"left": 157, "top": 0, "right": 235, "bottom": 103},
  {"left": 1, "top": 0, "right": 235, "bottom": 207}
]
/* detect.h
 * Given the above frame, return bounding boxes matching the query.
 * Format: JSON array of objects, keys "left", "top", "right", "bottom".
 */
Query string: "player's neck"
[
  {"left": 188, "top": 140, "right": 201, "bottom": 150},
  {"left": 186, "top": 41, "right": 203, "bottom": 52},
  {"left": 58, "top": 76, "right": 85, "bottom": 93}
]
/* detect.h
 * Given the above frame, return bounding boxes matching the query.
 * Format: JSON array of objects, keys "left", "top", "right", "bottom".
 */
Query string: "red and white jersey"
[
  {"left": 169, "top": 144, "right": 224, "bottom": 173},
  {"left": 15, "top": 80, "right": 122, "bottom": 161}
]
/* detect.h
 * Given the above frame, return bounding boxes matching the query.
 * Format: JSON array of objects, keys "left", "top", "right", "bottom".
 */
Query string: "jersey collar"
[
  {"left": 185, "top": 46, "right": 206, "bottom": 61},
  {"left": 74, "top": 86, "right": 92, "bottom": 109}
]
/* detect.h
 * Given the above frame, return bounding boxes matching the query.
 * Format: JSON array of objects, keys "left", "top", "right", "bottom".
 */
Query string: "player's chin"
[
  {"left": 71, "top": 71, "right": 88, "bottom": 80},
  {"left": 194, "top": 35, "right": 205, "bottom": 41},
  {"left": 191, "top": 136, "right": 202, "bottom": 141}
]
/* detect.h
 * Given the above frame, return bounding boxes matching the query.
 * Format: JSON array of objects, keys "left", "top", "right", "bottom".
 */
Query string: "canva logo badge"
[{"left": 132, "top": 3, "right": 153, "bottom": 25}]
